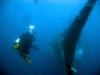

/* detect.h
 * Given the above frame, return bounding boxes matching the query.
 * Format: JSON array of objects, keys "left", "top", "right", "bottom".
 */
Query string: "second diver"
[{"left": 12, "top": 25, "right": 38, "bottom": 64}]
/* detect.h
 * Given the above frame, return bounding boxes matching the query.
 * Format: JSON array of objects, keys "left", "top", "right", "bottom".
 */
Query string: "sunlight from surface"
[{"left": 29, "top": 24, "right": 35, "bottom": 30}]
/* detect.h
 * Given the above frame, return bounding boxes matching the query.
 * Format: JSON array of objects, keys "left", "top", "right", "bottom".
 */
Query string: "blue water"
[{"left": 0, "top": 0, "right": 100, "bottom": 75}]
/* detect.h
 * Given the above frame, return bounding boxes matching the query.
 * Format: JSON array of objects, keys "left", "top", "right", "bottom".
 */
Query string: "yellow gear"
[{"left": 13, "top": 43, "right": 20, "bottom": 49}]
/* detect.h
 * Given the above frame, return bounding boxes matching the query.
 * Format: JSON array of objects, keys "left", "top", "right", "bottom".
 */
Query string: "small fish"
[{"left": 34, "top": 0, "right": 38, "bottom": 3}]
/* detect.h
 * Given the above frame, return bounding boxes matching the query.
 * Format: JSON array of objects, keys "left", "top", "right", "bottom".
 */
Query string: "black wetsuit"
[
  {"left": 62, "top": 0, "right": 97, "bottom": 75},
  {"left": 19, "top": 32, "right": 34, "bottom": 55}
]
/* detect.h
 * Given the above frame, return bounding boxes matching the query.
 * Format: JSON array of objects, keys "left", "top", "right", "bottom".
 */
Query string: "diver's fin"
[
  {"left": 66, "top": 67, "right": 77, "bottom": 75},
  {"left": 17, "top": 52, "right": 32, "bottom": 64},
  {"left": 20, "top": 53, "right": 32, "bottom": 64},
  {"left": 23, "top": 56, "right": 32, "bottom": 64},
  {"left": 71, "top": 67, "right": 78, "bottom": 73},
  {"left": 12, "top": 47, "right": 32, "bottom": 64},
  {"left": 66, "top": 64, "right": 77, "bottom": 75}
]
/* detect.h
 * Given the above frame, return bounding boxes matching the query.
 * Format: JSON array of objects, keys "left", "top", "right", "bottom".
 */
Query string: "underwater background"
[{"left": 0, "top": 0, "right": 100, "bottom": 75}]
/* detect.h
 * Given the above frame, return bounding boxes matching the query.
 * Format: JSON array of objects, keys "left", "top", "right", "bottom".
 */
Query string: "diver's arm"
[{"left": 63, "top": 0, "right": 97, "bottom": 75}]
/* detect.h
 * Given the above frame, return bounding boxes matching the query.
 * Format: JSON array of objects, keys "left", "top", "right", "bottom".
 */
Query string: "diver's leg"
[
  {"left": 63, "top": 0, "right": 97, "bottom": 75},
  {"left": 19, "top": 51, "right": 32, "bottom": 64},
  {"left": 18, "top": 49, "right": 32, "bottom": 64}
]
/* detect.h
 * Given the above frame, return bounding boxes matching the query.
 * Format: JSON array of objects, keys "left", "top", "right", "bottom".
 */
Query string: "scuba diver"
[
  {"left": 12, "top": 25, "right": 38, "bottom": 64},
  {"left": 51, "top": 0, "right": 97, "bottom": 75},
  {"left": 62, "top": 0, "right": 97, "bottom": 75}
]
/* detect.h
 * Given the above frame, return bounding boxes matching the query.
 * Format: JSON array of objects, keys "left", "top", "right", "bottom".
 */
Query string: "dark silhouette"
[
  {"left": 19, "top": 32, "right": 34, "bottom": 55},
  {"left": 12, "top": 26, "right": 38, "bottom": 64},
  {"left": 62, "top": 0, "right": 97, "bottom": 75}
]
